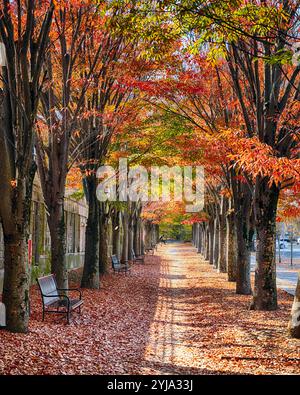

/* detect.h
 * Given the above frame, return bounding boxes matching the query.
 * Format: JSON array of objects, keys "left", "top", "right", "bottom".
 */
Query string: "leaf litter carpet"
[{"left": 0, "top": 243, "right": 299, "bottom": 374}]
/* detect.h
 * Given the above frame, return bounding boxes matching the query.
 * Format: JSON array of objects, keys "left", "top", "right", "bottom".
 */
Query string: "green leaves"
[{"left": 97, "top": 0, "right": 180, "bottom": 61}]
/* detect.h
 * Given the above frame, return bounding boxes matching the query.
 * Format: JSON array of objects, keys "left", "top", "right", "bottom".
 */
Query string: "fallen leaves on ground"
[{"left": 0, "top": 244, "right": 299, "bottom": 375}]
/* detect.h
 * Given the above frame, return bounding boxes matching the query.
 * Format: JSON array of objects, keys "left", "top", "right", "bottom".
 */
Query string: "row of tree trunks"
[
  {"left": 81, "top": 197, "right": 147, "bottom": 289},
  {"left": 192, "top": 197, "right": 238, "bottom": 286}
]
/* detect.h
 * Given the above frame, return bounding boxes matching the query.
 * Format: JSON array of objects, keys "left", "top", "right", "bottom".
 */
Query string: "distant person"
[{"left": 159, "top": 235, "right": 167, "bottom": 244}]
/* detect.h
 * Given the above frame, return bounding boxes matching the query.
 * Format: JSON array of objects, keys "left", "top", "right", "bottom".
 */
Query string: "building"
[{"left": 0, "top": 178, "right": 88, "bottom": 293}]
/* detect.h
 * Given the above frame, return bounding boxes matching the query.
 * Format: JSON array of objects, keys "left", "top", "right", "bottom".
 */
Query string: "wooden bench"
[
  {"left": 111, "top": 255, "right": 131, "bottom": 274},
  {"left": 37, "top": 274, "right": 83, "bottom": 324},
  {"left": 131, "top": 248, "right": 144, "bottom": 264}
]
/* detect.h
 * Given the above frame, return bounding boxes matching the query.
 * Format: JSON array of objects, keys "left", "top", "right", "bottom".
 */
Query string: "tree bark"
[
  {"left": 204, "top": 224, "right": 210, "bottom": 261},
  {"left": 213, "top": 216, "right": 220, "bottom": 269},
  {"left": 121, "top": 211, "right": 129, "bottom": 264},
  {"left": 197, "top": 224, "right": 202, "bottom": 254},
  {"left": 144, "top": 221, "right": 153, "bottom": 250},
  {"left": 209, "top": 220, "right": 214, "bottom": 265},
  {"left": 128, "top": 209, "right": 134, "bottom": 261},
  {"left": 227, "top": 205, "right": 237, "bottom": 282},
  {"left": 232, "top": 176, "right": 252, "bottom": 295},
  {"left": 140, "top": 219, "right": 144, "bottom": 255},
  {"left": 33, "top": 203, "right": 41, "bottom": 265},
  {"left": 112, "top": 210, "right": 121, "bottom": 259},
  {"left": 235, "top": 210, "right": 252, "bottom": 295},
  {"left": 133, "top": 216, "right": 139, "bottom": 255},
  {"left": 218, "top": 196, "right": 228, "bottom": 273},
  {"left": 81, "top": 176, "right": 100, "bottom": 289},
  {"left": 288, "top": 274, "right": 300, "bottom": 338},
  {"left": 99, "top": 206, "right": 109, "bottom": 275},
  {"left": 192, "top": 224, "right": 195, "bottom": 246},
  {"left": 47, "top": 203, "right": 68, "bottom": 289},
  {"left": 250, "top": 180, "right": 279, "bottom": 310},
  {"left": 2, "top": 235, "right": 30, "bottom": 333}
]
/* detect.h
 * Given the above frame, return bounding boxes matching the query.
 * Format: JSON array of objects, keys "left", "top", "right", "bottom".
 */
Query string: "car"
[{"left": 297, "top": 237, "right": 300, "bottom": 245}]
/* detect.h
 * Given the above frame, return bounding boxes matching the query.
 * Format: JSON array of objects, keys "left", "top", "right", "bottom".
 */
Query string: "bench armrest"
[
  {"left": 42, "top": 293, "right": 71, "bottom": 307},
  {"left": 57, "top": 288, "right": 82, "bottom": 300}
]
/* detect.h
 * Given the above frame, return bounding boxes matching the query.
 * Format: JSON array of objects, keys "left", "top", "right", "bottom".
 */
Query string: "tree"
[
  {"left": 0, "top": 0, "right": 54, "bottom": 332},
  {"left": 170, "top": 0, "right": 300, "bottom": 309},
  {"left": 35, "top": 1, "right": 105, "bottom": 289}
]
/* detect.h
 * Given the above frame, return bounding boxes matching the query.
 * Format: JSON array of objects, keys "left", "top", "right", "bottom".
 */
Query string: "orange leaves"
[{"left": 228, "top": 136, "right": 300, "bottom": 187}]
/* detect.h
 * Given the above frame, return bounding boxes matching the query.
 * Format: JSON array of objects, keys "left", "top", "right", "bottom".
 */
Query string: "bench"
[
  {"left": 37, "top": 274, "right": 83, "bottom": 324},
  {"left": 131, "top": 248, "right": 144, "bottom": 264},
  {"left": 111, "top": 255, "right": 131, "bottom": 274}
]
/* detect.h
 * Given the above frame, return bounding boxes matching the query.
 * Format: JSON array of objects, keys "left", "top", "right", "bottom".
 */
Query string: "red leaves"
[
  {"left": 0, "top": 255, "right": 161, "bottom": 375},
  {"left": 0, "top": 245, "right": 299, "bottom": 375}
]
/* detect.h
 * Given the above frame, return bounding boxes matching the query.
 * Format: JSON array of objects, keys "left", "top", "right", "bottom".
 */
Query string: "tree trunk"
[
  {"left": 140, "top": 220, "right": 144, "bottom": 255},
  {"left": 128, "top": 212, "right": 134, "bottom": 261},
  {"left": 133, "top": 216, "right": 139, "bottom": 255},
  {"left": 192, "top": 224, "right": 195, "bottom": 246},
  {"left": 121, "top": 211, "right": 129, "bottom": 264},
  {"left": 235, "top": 211, "right": 252, "bottom": 295},
  {"left": 112, "top": 210, "right": 121, "bottom": 259},
  {"left": 48, "top": 203, "right": 68, "bottom": 289},
  {"left": 209, "top": 220, "right": 214, "bottom": 265},
  {"left": 288, "top": 274, "right": 300, "bottom": 338},
  {"left": 218, "top": 197, "right": 227, "bottom": 273},
  {"left": 99, "top": 209, "right": 109, "bottom": 275},
  {"left": 1, "top": 170, "right": 36, "bottom": 333},
  {"left": 213, "top": 216, "right": 220, "bottom": 269},
  {"left": 155, "top": 224, "right": 159, "bottom": 244},
  {"left": 197, "top": 224, "right": 202, "bottom": 253},
  {"left": 194, "top": 223, "right": 198, "bottom": 248},
  {"left": 227, "top": 206, "right": 237, "bottom": 282},
  {"left": 204, "top": 225, "right": 209, "bottom": 260},
  {"left": 2, "top": 235, "right": 30, "bottom": 333},
  {"left": 33, "top": 203, "right": 41, "bottom": 265},
  {"left": 250, "top": 180, "right": 279, "bottom": 310},
  {"left": 144, "top": 221, "right": 152, "bottom": 250},
  {"left": 81, "top": 176, "right": 100, "bottom": 289},
  {"left": 232, "top": 178, "right": 252, "bottom": 295}
]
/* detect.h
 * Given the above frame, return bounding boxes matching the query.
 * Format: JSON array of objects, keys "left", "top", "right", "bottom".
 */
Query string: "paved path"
[{"left": 140, "top": 243, "right": 299, "bottom": 375}]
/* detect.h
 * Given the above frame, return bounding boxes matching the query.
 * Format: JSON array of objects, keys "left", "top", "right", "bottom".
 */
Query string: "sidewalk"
[{"left": 141, "top": 243, "right": 300, "bottom": 375}]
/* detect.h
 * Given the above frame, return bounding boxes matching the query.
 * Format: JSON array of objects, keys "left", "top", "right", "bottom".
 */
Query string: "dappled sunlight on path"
[{"left": 140, "top": 243, "right": 300, "bottom": 375}]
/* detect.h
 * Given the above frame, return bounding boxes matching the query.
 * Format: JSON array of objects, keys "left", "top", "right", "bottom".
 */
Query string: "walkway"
[
  {"left": 140, "top": 243, "right": 300, "bottom": 374},
  {"left": 0, "top": 243, "right": 299, "bottom": 375}
]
